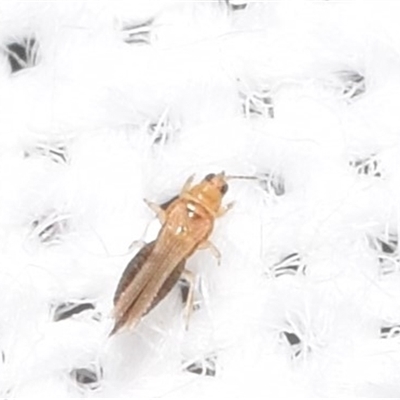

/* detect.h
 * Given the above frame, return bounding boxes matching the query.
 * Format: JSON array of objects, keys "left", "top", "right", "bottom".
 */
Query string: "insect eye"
[
  {"left": 220, "top": 183, "right": 228, "bottom": 195},
  {"left": 205, "top": 173, "right": 216, "bottom": 181}
]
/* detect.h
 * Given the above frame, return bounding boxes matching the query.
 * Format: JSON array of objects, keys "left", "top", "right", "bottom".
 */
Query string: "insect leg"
[
  {"left": 143, "top": 198, "right": 167, "bottom": 223},
  {"left": 181, "top": 269, "right": 196, "bottom": 330},
  {"left": 180, "top": 174, "right": 196, "bottom": 195},
  {"left": 128, "top": 238, "right": 146, "bottom": 251},
  {"left": 198, "top": 240, "right": 221, "bottom": 266},
  {"left": 130, "top": 194, "right": 177, "bottom": 249},
  {"left": 216, "top": 201, "right": 235, "bottom": 217}
]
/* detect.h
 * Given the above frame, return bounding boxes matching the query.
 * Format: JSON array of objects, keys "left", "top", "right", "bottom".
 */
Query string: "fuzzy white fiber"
[{"left": 1, "top": 0, "right": 400, "bottom": 397}]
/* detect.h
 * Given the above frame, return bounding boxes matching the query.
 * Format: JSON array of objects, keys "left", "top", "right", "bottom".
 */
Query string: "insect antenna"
[{"left": 225, "top": 174, "right": 259, "bottom": 181}]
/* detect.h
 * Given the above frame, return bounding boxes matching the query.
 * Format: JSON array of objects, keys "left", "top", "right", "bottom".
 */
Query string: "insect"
[{"left": 111, "top": 171, "right": 233, "bottom": 335}]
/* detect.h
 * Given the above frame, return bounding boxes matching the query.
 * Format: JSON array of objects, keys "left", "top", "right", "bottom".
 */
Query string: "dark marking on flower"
[
  {"left": 70, "top": 365, "right": 103, "bottom": 390},
  {"left": 336, "top": 70, "right": 366, "bottom": 100},
  {"left": 281, "top": 331, "right": 302, "bottom": 358},
  {"left": 184, "top": 354, "right": 217, "bottom": 377},
  {"left": 367, "top": 232, "right": 399, "bottom": 275},
  {"left": 5, "top": 36, "right": 39, "bottom": 73},
  {"left": 380, "top": 325, "right": 400, "bottom": 339},
  {"left": 224, "top": 0, "right": 248, "bottom": 11},
  {"left": 121, "top": 18, "right": 153, "bottom": 45},
  {"left": 53, "top": 301, "right": 95, "bottom": 322},
  {"left": 147, "top": 112, "right": 179, "bottom": 146},
  {"left": 240, "top": 89, "right": 274, "bottom": 119},
  {"left": 271, "top": 253, "right": 306, "bottom": 277},
  {"left": 31, "top": 211, "right": 70, "bottom": 245},
  {"left": 23, "top": 142, "right": 69, "bottom": 164},
  {"left": 349, "top": 155, "right": 382, "bottom": 177},
  {"left": 258, "top": 172, "right": 285, "bottom": 197}
]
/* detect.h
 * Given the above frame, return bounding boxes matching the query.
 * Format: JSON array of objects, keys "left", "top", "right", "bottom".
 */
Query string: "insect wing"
[
  {"left": 112, "top": 240, "right": 186, "bottom": 335},
  {"left": 113, "top": 241, "right": 155, "bottom": 306}
]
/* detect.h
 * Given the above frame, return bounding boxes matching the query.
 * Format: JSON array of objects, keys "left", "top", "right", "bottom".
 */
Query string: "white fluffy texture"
[{"left": 0, "top": 0, "right": 400, "bottom": 397}]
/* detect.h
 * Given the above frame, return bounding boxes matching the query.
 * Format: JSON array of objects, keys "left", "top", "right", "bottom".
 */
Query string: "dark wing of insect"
[{"left": 111, "top": 240, "right": 186, "bottom": 335}]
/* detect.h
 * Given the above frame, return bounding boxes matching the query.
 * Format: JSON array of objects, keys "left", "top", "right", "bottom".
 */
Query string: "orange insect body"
[{"left": 111, "top": 172, "right": 230, "bottom": 335}]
